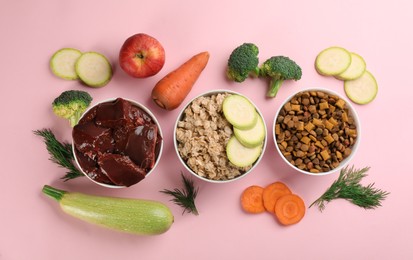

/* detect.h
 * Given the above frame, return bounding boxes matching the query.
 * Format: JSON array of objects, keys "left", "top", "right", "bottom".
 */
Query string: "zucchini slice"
[
  {"left": 226, "top": 136, "right": 262, "bottom": 168},
  {"left": 50, "top": 48, "right": 82, "bottom": 80},
  {"left": 75, "top": 52, "right": 112, "bottom": 87},
  {"left": 234, "top": 113, "right": 265, "bottom": 148},
  {"left": 315, "top": 47, "right": 351, "bottom": 76},
  {"left": 335, "top": 52, "right": 366, "bottom": 80},
  {"left": 344, "top": 70, "right": 378, "bottom": 104},
  {"left": 223, "top": 94, "right": 257, "bottom": 130}
]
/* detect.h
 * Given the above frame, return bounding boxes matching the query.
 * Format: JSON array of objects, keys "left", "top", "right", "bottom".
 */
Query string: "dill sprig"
[
  {"left": 310, "top": 165, "right": 389, "bottom": 211},
  {"left": 161, "top": 173, "right": 199, "bottom": 215},
  {"left": 34, "top": 128, "right": 84, "bottom": 181}
]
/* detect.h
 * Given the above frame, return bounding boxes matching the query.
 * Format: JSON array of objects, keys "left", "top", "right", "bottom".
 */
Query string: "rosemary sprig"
[
  {"left": 310, "top": 165, "right": 389, "bottom": 211},
  {"left": 34, "top": 128, "right": 84, "bottom": 181},
  {"left": 161, "top": 173, "right": 199, "bottom": 215}
]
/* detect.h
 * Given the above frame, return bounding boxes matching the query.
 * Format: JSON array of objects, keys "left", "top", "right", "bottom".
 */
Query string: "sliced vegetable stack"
[
  {"left": 315, "top": 46, "right": 378, "bottom": 104},
  {"left": 50, "top": 48, "right": 112, "bottom": 87},
  {"left": 222, "top": 94, "right": 265, "bottom": 168},
  {"left": 241, "top": 181, "right": 305, "bottom": 226}
]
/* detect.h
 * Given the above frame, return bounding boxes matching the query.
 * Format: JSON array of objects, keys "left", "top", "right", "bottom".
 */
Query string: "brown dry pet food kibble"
[{"left": 275, "top": 90, "right": 358, "bottom": 173}]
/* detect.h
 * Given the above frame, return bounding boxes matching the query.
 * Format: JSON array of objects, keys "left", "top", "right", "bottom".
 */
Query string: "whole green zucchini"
[{"left": 42, "top": 185, "right": 174, "bottom": 235}]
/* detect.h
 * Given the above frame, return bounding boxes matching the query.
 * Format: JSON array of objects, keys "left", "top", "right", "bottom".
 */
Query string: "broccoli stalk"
[
  {"left": 267, "top": 78, "right": 284, "bottom": 98},
  {"left": 226, "top": 43, "right": 260, "bottom": 83},
  {"left": 259, "top": 56, "right": 302, "bottom": 98},
  {"left": 52, "top": 90, "right": 92, "bottom": 127}
]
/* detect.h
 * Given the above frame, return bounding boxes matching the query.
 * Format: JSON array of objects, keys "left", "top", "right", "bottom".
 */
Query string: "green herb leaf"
[
  {"left": 34, "top": 128, "right": 84, "bottom": 181},
  {"left": 161, "top": 173, "right": 199, "bottom": 215},
  {"left": 309, "top": 165, "right": 389, "bottom": 211}
]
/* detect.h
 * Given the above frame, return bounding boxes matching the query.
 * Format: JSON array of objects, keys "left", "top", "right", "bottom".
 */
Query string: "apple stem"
[{"left": 135, "top": 53, "right": 145, "bottom": 59}]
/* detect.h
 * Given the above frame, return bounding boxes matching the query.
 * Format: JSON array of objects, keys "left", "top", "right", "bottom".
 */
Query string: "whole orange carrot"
[{"left": 151, "top": 51, "right": 209, "bottom": 110}]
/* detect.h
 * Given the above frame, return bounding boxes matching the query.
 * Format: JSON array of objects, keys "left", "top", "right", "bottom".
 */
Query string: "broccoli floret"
[
  {"left": 52, "top": 90, "right": 92, "bottom": 127},
  {"left": 259, "top": 56, "right": 302, "bottom": 98},
  {"left": 226, "top": 43, "right": 260, "bottom": 82}
]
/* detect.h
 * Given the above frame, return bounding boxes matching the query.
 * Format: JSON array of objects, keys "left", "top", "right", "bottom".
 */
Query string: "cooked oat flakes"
[{"left": 176, "top": 93, "right": 252, "bottom": 180}]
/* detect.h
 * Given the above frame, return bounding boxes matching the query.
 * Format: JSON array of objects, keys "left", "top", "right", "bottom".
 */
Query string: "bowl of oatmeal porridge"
[{"left": 174, "top": 90, "right": 267, "bottom": 183}]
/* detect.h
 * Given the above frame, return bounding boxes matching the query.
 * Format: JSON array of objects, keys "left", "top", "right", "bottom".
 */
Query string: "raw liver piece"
[
  {"left": 125, "top": 124, "right": 158, "bottom": 170},
  {"left": 72, "top": 121, "right": 114, "bottom": 159},
  {"left": 95, "top": 98, "right": 132, "bottom": 128},
  {"left": 74, "top": 149, "right": 113, "bottom": 185},
  {"left": 129, "top": 105, "right": 153, "bottom": 126},
  {"left": 98, "top": 153, "right": 146, "bottom": 187},
  {"left": 78, "top": 106, "right": 97, "bottom": 124},
  {"left": 112, "top": 124, "right": 134, "bottom": 152}
]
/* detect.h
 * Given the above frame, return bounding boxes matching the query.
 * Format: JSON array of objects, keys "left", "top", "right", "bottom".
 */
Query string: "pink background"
[{"left": 1, "top": 0, "right": 412, "bottom": 259}]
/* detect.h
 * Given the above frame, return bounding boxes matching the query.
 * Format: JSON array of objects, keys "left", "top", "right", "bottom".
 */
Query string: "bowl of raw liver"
[{"left": 72, "top": 97, "right": 163, "bottom": 188}]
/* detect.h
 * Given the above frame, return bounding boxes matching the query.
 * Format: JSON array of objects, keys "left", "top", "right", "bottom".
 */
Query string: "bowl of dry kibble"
[
  {"left": 273, "top": 88, "right": 360, "bottom": 176},
  {"left": 174, "top": 90, "right": 267, "bottom": 183}
]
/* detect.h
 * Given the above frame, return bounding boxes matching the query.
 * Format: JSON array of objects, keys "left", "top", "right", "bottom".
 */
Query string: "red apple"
[{"left": 119, "top": 33, "right": 165, "bottom": 78}]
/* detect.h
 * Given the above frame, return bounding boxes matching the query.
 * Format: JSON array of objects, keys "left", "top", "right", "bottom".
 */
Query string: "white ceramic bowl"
[
  {"left": 174, "top": 90, "right": 267, "bottom": 183},
  {"left": 72, "top": 97, "right": 163, "bottom": 188},
  {"left": 273, "top": 88, "right": 361, "bottom": 176}
]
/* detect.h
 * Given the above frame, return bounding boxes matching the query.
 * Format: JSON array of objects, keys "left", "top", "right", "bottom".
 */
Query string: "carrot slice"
[
  {"left": 274, "top": 194, "right": 306, "bottom": 225},
  {"left": 241, "top": 185, "right": 265, "bottom": 214},
  {"left": 262, "top": 182, "right": 292, "bottom": 213}
]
